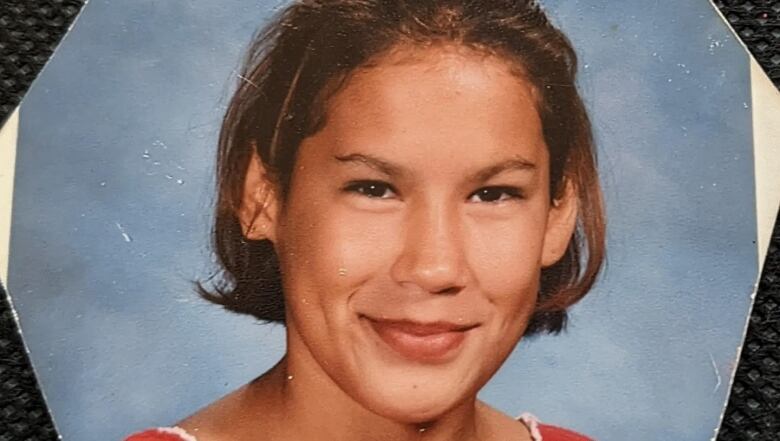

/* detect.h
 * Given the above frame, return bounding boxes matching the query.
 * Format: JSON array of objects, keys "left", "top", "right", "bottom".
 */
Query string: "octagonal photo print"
[{"left": 1, "top": 1, "right": 779, "bottom": 440}]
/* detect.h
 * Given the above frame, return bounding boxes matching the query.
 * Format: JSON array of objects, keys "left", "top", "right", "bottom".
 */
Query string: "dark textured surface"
[{"left": 0, "top": 0, "right": 778, "bottom": 439}]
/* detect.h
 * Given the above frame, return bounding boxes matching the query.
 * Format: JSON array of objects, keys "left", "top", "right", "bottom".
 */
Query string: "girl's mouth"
[{"left": 361, "top": 316, "right": 479, "bottom": 364}]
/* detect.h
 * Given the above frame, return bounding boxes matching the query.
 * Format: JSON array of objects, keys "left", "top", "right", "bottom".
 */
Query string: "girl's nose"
[{"left": 390, "top": 201, "right": 468, "bottom": 295}]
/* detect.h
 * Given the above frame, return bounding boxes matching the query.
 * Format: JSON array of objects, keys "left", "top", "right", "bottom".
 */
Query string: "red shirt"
[{"left": 126, "top": 420, "right": 593, "bottom": 441}]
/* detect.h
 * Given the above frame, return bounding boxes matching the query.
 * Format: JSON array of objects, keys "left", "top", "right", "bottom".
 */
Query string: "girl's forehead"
[
  {"left": 297, "top": 44, "right": 548, "bottom": 172},
  {"left": 325, "top": 46, "right": 540, "bottom": 142}
]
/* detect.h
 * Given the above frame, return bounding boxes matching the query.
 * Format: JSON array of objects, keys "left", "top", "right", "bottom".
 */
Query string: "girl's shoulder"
[
  {"left": 537, "top": 423, "right": 593, "bottom": 441},
  {"left": 520, "top": 413, "right": 594, "bottom": 441},
  {"left": 124, "top": 427, "right": 197, "bottom": 441}
]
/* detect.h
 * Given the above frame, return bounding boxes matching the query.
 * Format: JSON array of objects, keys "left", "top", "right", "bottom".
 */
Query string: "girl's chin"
[
  {"left": 363, "top": 396, "right": 464, "bottom": 424},
  {"left": 349, "top": 372, "right": 475, "bottom": 423},
  {"left": 340, "top": 324, "right": 488, "bottom": 422}
]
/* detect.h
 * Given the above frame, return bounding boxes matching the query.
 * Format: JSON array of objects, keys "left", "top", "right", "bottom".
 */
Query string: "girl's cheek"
[
  {"left": 314, "top": 207, "right": 402, "bottom": 277},
  {"left": 468, "top": 217, "right": 546, "bottom": 296}
]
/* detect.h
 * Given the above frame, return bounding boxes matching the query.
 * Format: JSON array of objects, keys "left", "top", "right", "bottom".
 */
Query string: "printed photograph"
[{"left": 1, "top": 1, "right": 777, "bottom": 440}]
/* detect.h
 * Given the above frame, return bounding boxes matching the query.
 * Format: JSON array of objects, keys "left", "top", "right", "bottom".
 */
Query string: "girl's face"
[{"left": 246, "top": 45, "right": 576, "bottom": 422}]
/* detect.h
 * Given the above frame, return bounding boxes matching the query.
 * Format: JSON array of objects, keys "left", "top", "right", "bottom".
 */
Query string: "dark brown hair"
[{"left": 198, "top": 0, "right": 606, "bottom": 335}]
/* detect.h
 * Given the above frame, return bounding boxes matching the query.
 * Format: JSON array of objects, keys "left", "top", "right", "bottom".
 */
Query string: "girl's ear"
[
  {"left": 238, "top": 149, "right": 280, "bottom": 242},
  {"left": 541, "top": 180, "right": 578, "bottom": 267}
]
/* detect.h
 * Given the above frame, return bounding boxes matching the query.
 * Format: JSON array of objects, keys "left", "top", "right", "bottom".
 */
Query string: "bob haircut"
[{"left": 199, "top": 0, "right": 606, "bottom": 336}]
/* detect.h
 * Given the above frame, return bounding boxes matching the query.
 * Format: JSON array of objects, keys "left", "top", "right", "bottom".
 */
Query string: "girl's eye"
[
  {"left": 343, "top": 180, "right": 398, "bottom": 199},
  {"left": 468, "top": 186, "right": 523, "bottom": 203}
]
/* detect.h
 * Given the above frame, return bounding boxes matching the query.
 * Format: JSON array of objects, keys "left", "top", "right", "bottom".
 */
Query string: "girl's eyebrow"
[
  {"left": 333, "top": 153, "right": 409, "bottom": 178},
  {"left": 470, "top": 157, "right": 537, "bottom": 183},
  {"left": 333, "top": 153, "right": 536, "bottom": 181}
]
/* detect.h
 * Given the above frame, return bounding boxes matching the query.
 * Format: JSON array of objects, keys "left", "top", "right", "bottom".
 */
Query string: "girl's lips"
[{"left": 362, "top": 317, "right": 478, "bottom": 364}]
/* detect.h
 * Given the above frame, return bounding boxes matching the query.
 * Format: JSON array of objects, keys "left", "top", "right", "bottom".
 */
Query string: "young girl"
[{"left": 128, "top": 0, "right": 605, "bottom": 440}]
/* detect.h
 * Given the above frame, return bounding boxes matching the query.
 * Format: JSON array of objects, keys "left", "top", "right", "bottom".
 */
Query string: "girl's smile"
[{"left": 360, "top": 316, "right": 479, "bottom": 364}]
